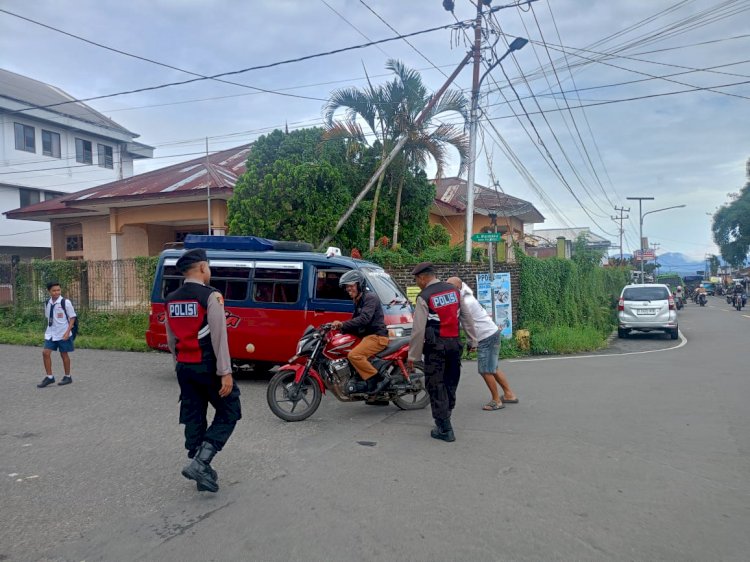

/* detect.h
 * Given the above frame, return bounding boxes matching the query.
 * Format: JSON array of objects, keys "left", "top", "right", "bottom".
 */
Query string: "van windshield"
[{"left": 361, "top": 267, "right": 408, "bottom": 305}]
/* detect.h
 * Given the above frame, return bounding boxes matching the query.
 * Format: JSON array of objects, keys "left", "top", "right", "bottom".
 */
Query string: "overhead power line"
[{"left": 5, "top": 19, "right": 468, "bottom": 116}]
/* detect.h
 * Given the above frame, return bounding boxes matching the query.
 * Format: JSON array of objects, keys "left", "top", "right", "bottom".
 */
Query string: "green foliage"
[
  {"left": 712, "top": 158, "right": 750, "bottom": 267},
  {"left": 517, "top": 251, "right": 630, "bottom": 347},
  {"left": 362, "top": 243, "right": 484, "bottom": 267},
  {"left": 526, "top": 323, "right": 608, "bottom": 355},
  {"left": 13, "top": 259, "right": 84, "bottom": 308},
  {"left": 133, "top": 256, "right": 159, "bottom": 300},
  {"left": 0, "top": 308, "right": 150, "bottom": 352}
]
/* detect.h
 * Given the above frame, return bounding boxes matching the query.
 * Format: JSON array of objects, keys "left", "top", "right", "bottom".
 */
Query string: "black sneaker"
[
  {"left": 58, "top": 376, "right": 72, "bottom": 386},
  {"left": 37, "top": 376, "right": 55, "bottom": 388}
]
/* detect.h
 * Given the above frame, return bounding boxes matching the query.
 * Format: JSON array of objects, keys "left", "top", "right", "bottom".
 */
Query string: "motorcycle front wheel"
[
  {"left": 393, "top": 363, "right": 430, "bottom": 410},
  {"left": 267, "top": 369, "right": 322, "bottom": 422}
]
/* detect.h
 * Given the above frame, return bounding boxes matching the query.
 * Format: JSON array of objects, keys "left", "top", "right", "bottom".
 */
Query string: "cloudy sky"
[{"left": 2, "top": 0, "right": 748, "bottom": 260}]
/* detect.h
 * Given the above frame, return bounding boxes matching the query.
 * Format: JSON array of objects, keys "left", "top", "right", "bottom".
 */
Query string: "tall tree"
[
  {"left": 712, "top": 158, "right": 750, "bottom": 268},
  {"left": 383, "top": 60, "right": 468, "bottom": 248},
  {"left": 323, "top": 73, "right": 397, "bottom": 251}
]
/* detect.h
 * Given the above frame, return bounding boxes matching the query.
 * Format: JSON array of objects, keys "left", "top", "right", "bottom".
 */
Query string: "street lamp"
[
  {"left": 465, "top": 37, "right": 528, "bottom": 262},
  {"left": 627, "top": 196, "right": 686, "bottom": 282}
]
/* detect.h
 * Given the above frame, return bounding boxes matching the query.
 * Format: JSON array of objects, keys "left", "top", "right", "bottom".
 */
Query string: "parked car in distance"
[
  {"left": 700, "top": 281, "right": 715, "bottom": 295},
  {"left": 618, "top": 283, "right": 679, "bottom": 340}
]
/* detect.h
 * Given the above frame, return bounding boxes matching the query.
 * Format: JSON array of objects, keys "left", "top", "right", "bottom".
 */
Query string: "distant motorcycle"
[
  {"left": 733, "top": 293, "right": 746, "bottom": 311},
  {"left": 699, "top": 293, "right": 707, "bottom": 306}
]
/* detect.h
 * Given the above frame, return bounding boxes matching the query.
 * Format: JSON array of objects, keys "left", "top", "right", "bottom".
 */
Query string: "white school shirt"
[
  {"left": 459, "top": 283, "right": 499, "bottom": 342},
  {"left": 44, "top": 296, "right": 76, "bottom": 341}
]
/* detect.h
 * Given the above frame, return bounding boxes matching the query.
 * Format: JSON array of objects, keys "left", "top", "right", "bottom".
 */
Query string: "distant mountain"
[{"left": 610, "top": 252, "right": 705, "bottom": 275}]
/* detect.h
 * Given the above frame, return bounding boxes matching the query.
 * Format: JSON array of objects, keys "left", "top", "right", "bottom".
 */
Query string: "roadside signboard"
[
  {"left": 471, "top": 232, "right": 503, "bottom": 243},
  {"left": 633, "top": 249, "right": 656, "bottom": 261},
  {"left": 476, "top": 272, "right": 513, "bottom": 339}
]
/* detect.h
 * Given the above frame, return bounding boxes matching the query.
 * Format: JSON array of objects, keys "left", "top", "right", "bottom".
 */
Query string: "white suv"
[{"left": 618, "top": 283, "right": 679, "bottom": 340}]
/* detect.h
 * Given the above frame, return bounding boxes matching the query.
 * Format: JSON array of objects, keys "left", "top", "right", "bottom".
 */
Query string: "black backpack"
[{"left": 47, "top": 297, "right": 79, "bottom": 339}]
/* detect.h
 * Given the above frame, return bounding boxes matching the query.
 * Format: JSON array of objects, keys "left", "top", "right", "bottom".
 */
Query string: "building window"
[
  {"left": 97, "top": 144, "right": 113, "bottom": 169},
  {"left": 175, "top": 230, "right": 207, "bottom": 243},
  {"left": 44, "top": 191, "right": 62, "bottom": 201},
  {"left": 19, "top": 188, "right": 41, "bottom": 208},
  {"left": 42, "top": 130, "right": 61, "bottom": 158},
  {"left": 14, "top": 123, "right": 35, "bottom": 153},
  {"left": 66, "top": 235, "right": 83, "bottom": 252},
  {"left": 75, "top": 138, "right": 93, "bottom": 164}
]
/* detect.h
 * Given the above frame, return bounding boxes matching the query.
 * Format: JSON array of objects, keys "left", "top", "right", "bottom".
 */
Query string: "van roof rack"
[{"left": 183, "top": 235, "right": 315, "bottom": 253}]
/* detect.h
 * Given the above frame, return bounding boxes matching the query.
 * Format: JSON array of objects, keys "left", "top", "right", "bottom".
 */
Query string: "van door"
[
  {"left": 244, "top": 261, "right": 305, "bottom": 363},
  {"left": 308, "top": 265, "right": 354, "bottom": 324}
]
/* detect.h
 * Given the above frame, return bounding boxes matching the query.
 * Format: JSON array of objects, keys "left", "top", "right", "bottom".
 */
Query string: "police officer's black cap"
[
  {"left": 411, "top": 262, "right": 435, "bottom": 276},
  {"left": 176, "top": 248, "right": 208, "bottom": 272}
]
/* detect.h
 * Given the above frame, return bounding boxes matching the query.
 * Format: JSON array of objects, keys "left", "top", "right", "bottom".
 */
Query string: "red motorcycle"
[{"left": 267, "top": 324, "right": 429, "bottom": 421}]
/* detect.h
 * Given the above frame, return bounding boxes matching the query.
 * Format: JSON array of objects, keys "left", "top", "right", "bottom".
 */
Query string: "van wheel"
[{"left": 273, "top": 241, "right": 314, "bottom": 252}]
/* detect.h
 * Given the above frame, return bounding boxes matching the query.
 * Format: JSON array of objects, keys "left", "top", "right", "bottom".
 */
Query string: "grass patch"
[
  {"left": 527, "top": 324, "right": 609, "bottom": 355},
  {"left": 0, "top": 308, "right": 152, "bottom": 352}
]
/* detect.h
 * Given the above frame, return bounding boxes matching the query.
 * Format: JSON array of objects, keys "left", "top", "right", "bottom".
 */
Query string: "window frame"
[
  {"left": 75, "top": 138, "right": 93, "bottom": 164},
  {"left": 19, "top": 188, "right": 41, "bottom": 208},
  {"left": 65, "top": 234, "right": 84, "bottom": 252},
  {"left": 41, "top": 129, "right": 61, "bottom": 158},
  {"left": 97, "top": 143, "right": 113, "bottom": 169},
  {"left": 252, "top": 261, "right": 303, "bottom": 305},
  {"left": 14, "top": 123, "right": 35, "bottom": 153}
]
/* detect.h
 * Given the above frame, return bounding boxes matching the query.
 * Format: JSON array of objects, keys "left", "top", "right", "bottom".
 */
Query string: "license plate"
[{"left": 637, "top": 308, "right": 657, "bottom": 315}]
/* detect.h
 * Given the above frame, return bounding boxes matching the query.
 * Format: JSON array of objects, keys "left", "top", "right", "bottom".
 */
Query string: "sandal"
[{"left": 483, "top": 400, "right": 505, "bottom": 411}]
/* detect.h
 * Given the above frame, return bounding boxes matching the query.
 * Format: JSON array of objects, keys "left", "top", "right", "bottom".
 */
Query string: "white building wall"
[{"left": 0, "top": 113, "right": 138, "bottom": 250}]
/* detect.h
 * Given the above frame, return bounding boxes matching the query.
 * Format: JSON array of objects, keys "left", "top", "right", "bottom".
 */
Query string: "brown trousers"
[{"left": 348, "top": 334, "right": 389, "bottom": 379}]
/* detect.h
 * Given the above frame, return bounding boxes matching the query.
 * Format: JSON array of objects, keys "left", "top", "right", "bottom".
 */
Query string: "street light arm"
[{"left": 642, "top": 204, "right": 687, "bottom": 221}]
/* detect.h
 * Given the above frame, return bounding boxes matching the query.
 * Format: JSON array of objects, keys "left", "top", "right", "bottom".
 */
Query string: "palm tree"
[
  {"left": 383, "top": 60, "right": 469, "bottom": 248},
  {"left": 323, "top": 73, "right": 398, "bottom": 250},
  {"left": 322, "top": 60, "right": 469, "bottom": 250}
]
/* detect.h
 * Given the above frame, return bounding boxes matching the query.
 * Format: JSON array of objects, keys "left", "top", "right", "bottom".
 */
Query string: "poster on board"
[{"left": 475, "top": 272, "right": 513, "bottom": 339}]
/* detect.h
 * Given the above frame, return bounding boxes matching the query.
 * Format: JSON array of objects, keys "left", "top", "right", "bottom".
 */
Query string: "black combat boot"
[
  {"left": 188, "top": 448, "right": 217, "bottom": 482},
  {"left": 430, "top": 418, "right": 456, "bottom": 442},
  {"left": 182, "top": 442, "right": 219, "bottom": 492},
  {"left": 367, "top": 372, "right": 391, "bottom": 395}
]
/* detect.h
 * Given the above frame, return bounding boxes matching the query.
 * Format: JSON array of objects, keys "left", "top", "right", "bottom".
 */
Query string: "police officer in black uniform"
[
  {"left": 407, "top": 263, "right": 477, "bottom": 442},
  {"left": 164, "top": 248, "right": 241, "bottom": 492}
]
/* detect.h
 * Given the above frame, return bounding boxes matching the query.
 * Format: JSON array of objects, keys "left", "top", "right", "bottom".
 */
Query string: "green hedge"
[{"left": 517, "top": 247, "right": 630, "bottom": 351}]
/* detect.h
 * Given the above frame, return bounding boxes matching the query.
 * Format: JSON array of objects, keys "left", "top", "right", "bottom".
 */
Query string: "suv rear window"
[{"left": 623, "top": 287, "right": 669, "bottom": 301}]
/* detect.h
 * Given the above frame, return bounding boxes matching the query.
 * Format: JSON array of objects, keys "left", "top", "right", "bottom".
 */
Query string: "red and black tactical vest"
[
  {"left": 165, "top": 282, "right": 216, "bottom": 364},
  {"left": 418, "top": 281, "right": 461, "bottom": 342}
]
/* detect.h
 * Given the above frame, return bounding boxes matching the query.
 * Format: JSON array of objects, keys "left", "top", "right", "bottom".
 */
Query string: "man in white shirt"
[
  {"left": 38, "top": 281, "right": 77, "bottom": 388},
  {"left": 447, "top": 277, "right": 518, "bottom": 411}
]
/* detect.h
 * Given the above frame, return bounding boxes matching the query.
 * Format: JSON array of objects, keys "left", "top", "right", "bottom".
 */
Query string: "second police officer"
[
  {"left": 164, "top": 248, "right": 242, "bottom": 493},
  {"left": 407, "top": 262, "right": 477, "bottom": 442}
]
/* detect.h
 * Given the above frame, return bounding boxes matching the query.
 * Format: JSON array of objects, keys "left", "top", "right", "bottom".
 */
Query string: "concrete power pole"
[{"left": 612, "top": 206, "right": 630, "bottom": 262}]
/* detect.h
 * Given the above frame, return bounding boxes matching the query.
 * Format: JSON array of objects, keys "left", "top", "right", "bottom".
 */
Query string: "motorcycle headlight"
[{"left": 388, "top": 327, "right": 404, "bottom": 338}]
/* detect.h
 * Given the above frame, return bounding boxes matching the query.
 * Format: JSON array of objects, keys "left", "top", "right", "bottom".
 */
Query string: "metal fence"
[{"left": 0, "top": 257, "right": 157, "bottom": 313}]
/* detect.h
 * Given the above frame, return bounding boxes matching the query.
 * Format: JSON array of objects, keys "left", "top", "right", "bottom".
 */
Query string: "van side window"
[
  {"left": 161, "top": 265, "right": 182, "bottom": 298},
  {"left": 210, "top": 266, "right": 252, "bottom": 301},
  {"left": 314, "top": 268, "right": 350, "bottom": 300},
  {"left": 253, "top": 265, "right": 302, "bottom": 304}
]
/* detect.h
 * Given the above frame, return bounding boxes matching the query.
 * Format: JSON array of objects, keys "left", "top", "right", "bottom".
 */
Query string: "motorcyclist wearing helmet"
[{"left": 331, "top": 270, "right": 390, "bottom": 393}]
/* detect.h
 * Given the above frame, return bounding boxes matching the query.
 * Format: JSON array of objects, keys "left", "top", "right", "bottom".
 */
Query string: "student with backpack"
[{"left": 37, "top": 281, "right": 78, "bottom": 388}]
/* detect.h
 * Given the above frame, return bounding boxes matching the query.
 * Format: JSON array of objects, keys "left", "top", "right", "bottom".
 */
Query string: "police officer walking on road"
[
  {"left": 165, "top": 248, "right": 242, "bottom": 493},
  {"left": 407, "top": 263, "right": 477, "bottom": 442}
]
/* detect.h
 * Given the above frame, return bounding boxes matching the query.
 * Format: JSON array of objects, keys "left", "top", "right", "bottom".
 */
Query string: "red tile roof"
[
  {"left": 6, "top": 144, "right": 251, "bottom": 220},
  {"left": 432, "top": 177, "right": 545, "bottom": 223}
]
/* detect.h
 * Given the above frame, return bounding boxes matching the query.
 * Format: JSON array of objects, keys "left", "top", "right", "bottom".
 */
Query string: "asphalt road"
[{"left": 1, "top": 294, "right": 748, "bottom": 561}]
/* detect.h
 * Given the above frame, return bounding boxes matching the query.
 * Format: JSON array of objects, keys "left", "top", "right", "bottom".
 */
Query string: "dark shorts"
[
  {"left": 44, "top": 338, "right": 74, "bottom": 353},
  {"left": 477, "top": 330, "right": 500, "bottom": 374}
]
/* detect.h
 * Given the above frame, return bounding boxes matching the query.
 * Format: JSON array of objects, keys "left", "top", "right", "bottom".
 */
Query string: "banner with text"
[{"left": 475, "top": 272, "right": 513, "bottom": 339}]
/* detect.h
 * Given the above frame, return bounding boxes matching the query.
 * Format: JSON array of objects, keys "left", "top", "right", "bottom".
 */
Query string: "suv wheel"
[
  {"left": 670, "top": 328, "right": 679, "bottom": 340},
  {"left": 617, "top": 327, "right": 628, "bottom": 338}
]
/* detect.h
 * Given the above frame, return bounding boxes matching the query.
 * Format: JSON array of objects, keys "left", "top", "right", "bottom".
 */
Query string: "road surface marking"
[
  {"left": 509, "top": 331, "right": 687, "bottom": 363},
  {"left": 743, "top": 315, "right": 750, "bottom": 319}
]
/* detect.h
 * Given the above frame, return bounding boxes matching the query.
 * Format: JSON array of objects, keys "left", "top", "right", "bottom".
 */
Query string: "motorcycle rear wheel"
[
  {"left": 267, "top": 369, "right": 322, "bottom": 422},
  {"left": 392, "top": 363, "right": 430, "bottom": 410}
]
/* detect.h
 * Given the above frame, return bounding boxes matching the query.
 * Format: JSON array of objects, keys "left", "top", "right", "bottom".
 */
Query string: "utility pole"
[
  {"left": 464, "top": 1, "right": 483, "bottom": 263},
  {"left": 626, "top": 196, "right": 654, "bottom": 283},
  {"left": 206, "top": 137, "right": 211, "bottom": 236},
  {"left": 611, "top": 206, "right": 629, "bottom": 263}
]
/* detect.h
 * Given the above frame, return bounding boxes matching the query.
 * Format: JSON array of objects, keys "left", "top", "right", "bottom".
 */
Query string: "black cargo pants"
[
  {"left": 176, "top": 361, "right": 242, "bottom": 453},
  {"left": 423, "top": 337, "right": 462, "bottom": 422}
]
